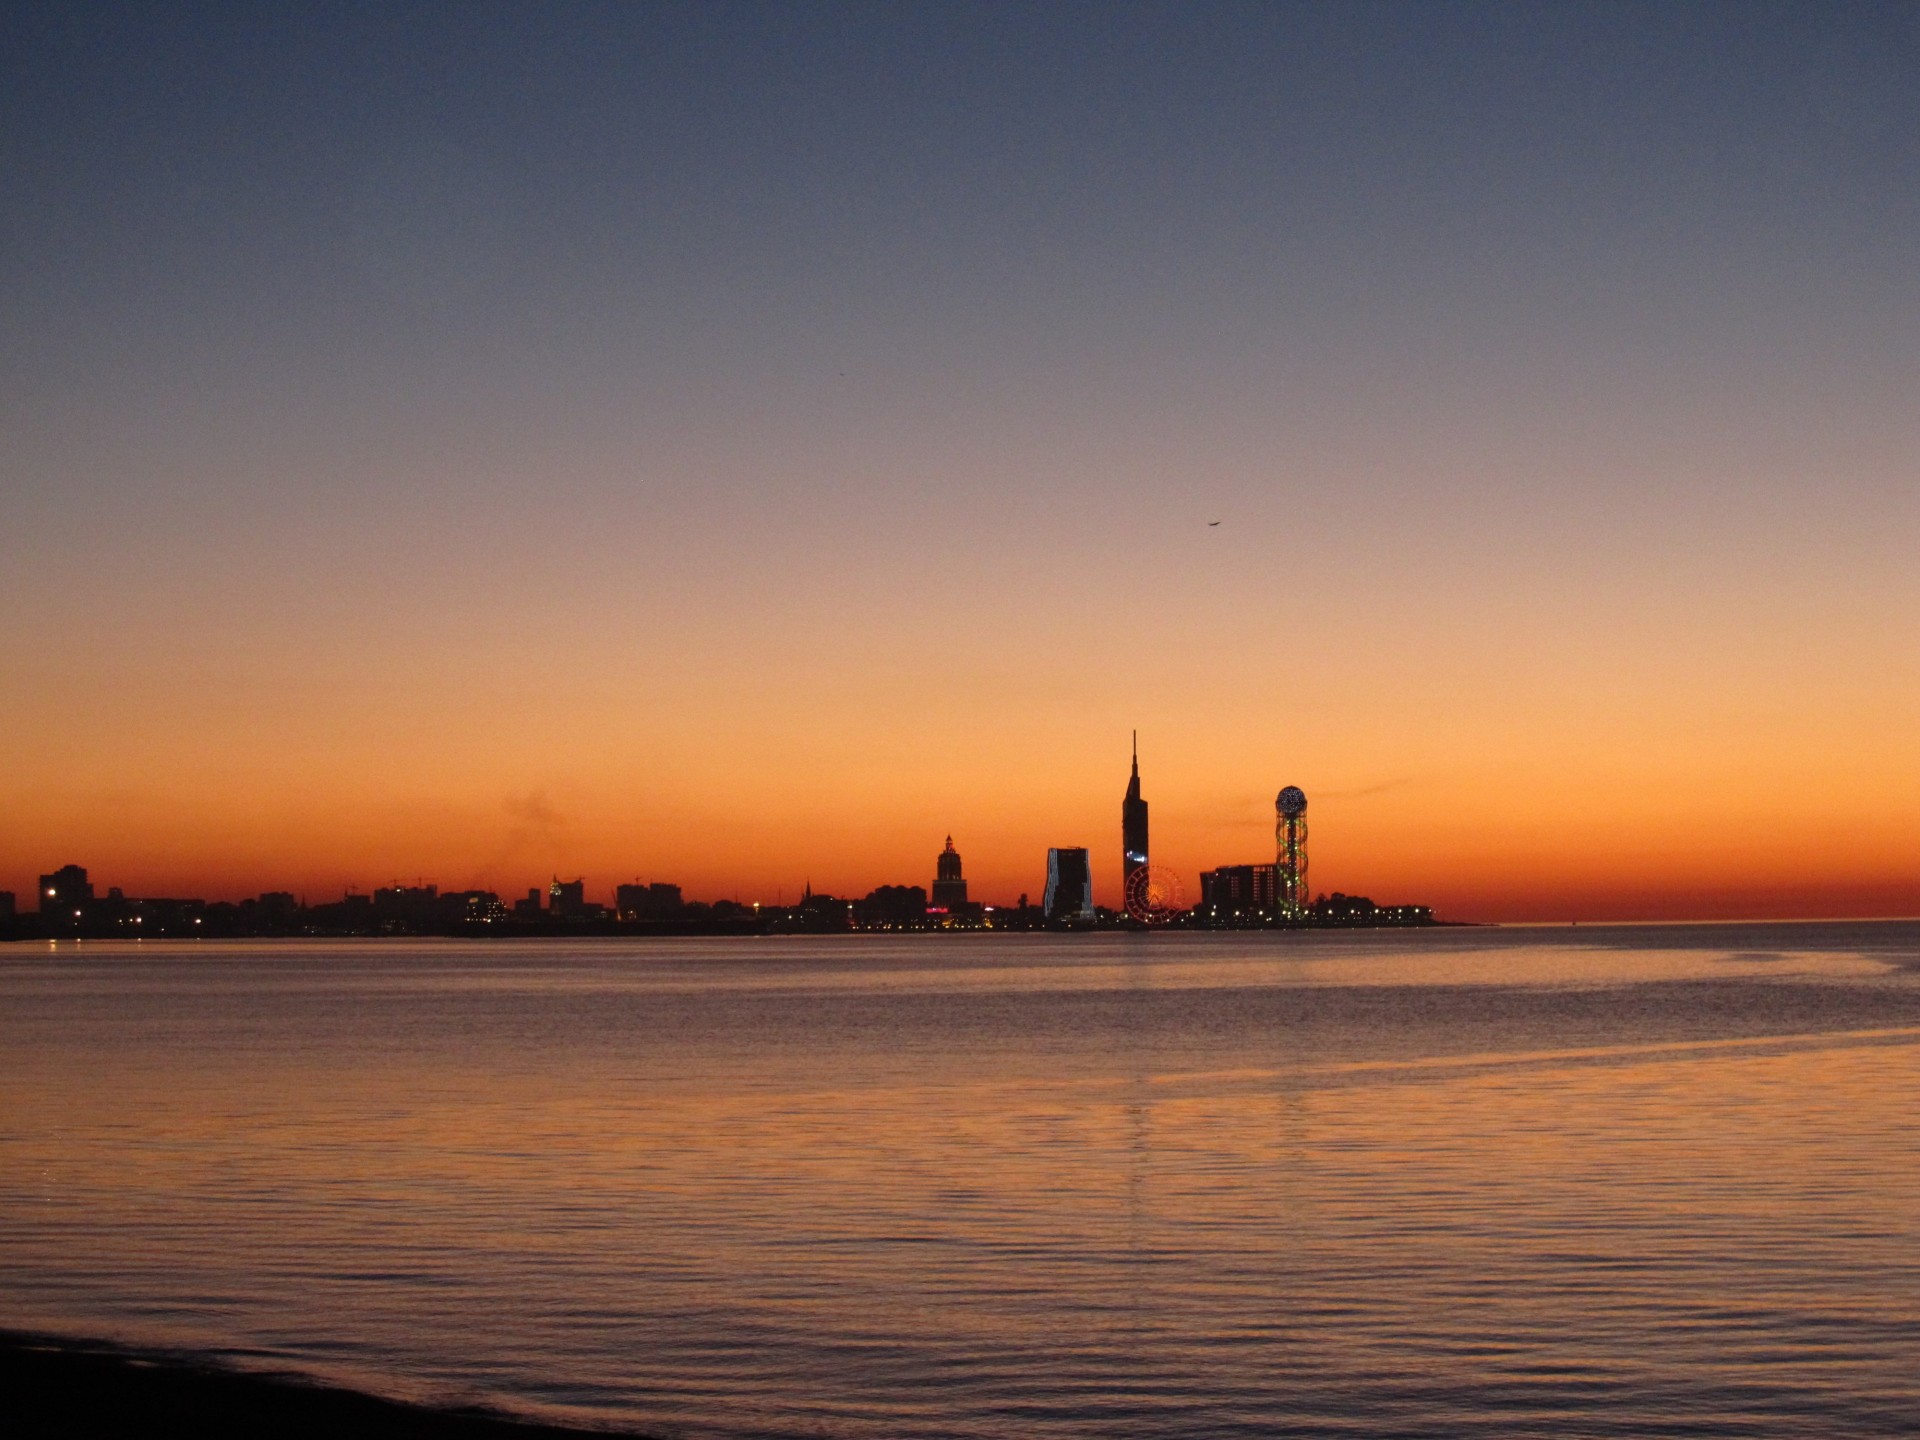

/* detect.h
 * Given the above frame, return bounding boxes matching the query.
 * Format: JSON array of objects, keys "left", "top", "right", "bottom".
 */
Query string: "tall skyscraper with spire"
[{"left": 1121, "top": 732, "right": 1149, "bottom": 908}]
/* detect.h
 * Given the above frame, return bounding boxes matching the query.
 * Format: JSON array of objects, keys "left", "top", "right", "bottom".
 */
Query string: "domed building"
[{"left": 931, "top": 836, "right": 969, "bottom": 912}]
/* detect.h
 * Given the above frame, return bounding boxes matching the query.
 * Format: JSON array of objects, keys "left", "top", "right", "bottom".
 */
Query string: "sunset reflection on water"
[{"left": 4, "top": 925, "right": 1919, "bottom": 1437}]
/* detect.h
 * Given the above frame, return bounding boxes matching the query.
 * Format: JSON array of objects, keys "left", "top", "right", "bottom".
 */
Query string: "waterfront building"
[
  {"left": 1276, "top": 786, "right": 1309, "bottom": 918},
  {"left": 442, "top": 891, "right": 509, "bottom": 925},
  {"left": 257, "top": 892, "right": 299, "bottom": 921},
  {"left": 1199, "top": 863, "right": 1276, "bottom": 919},
  {"left": 130, "top": 897, "right": 208, "bottom": 935},
  {"left": 616, "top": 881, "right": 685, "bottom": 920},
  {"left": 1043, "top": 848, "right": 1095, "bottom": 922},
  {"left": 549, "top": 877, "right": 586, "bottom": 917},
  {"left": 1121, "top": 734, "right": 1149, "bottom": 909},
  {"left": 931, "top": 836, "right": 969, "bottom": 911},
  {"left": 855, "top": 885, "right": 929, "bottom": 928},
  {"left": 788, "top": 884, "right": 854, "bottom": 932},
  {"left": 373, "top": 884, "right": 439, "bottom": 926},
  {"left": 38, "top": 864, "right": 93, "bottom": 916}
]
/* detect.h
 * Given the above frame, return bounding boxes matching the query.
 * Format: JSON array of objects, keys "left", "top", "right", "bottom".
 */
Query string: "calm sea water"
[{"left": 4, "top": 925, "right": 1920, "bottom": 1437}]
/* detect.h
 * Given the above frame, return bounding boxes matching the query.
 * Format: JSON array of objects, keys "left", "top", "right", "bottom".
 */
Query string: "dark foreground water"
[{"left": 4, "top": 924, "right": 1920, "bottom": 1437}]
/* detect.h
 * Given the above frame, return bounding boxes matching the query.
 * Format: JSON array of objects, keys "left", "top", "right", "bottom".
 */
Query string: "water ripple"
[{"left": 4, "top": 924, "right": 1919, "bottom": 1437}]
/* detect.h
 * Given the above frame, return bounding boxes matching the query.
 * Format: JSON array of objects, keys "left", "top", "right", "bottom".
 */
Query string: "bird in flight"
[{"left": 1207, "top": 520, "right": 1220, "bottom": 526}]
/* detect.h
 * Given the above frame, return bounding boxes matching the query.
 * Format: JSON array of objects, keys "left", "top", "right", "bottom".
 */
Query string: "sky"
[{"left": 4, "top": 1, "right": 1918, "bottom": 920}]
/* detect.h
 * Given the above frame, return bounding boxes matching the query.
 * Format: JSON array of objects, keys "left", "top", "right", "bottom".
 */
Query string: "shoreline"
[{"left": 0, "top": 1329, "right": 637, "bottom": 1439}]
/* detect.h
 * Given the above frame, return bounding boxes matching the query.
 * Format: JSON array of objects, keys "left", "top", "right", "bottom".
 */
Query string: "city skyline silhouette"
[{"left": 5, "top": 5, "right": 1915, "bottom": 921}]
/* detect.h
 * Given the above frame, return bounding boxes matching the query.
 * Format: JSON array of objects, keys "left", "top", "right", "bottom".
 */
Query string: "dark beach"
[{"left": 0, "top": 1331, "right": 626, "bottom": 1439}]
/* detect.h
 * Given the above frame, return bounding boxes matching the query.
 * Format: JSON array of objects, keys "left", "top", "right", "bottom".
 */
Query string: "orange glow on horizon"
[
  {"left": 7, "top": 362, "right": 1915, "bottom": 926},
  {"left": 8, "top": 704, "right": 1916, "bottom": 921},
  {"left": 7, "top": 3, "right": 1919, "bottom": 931}
]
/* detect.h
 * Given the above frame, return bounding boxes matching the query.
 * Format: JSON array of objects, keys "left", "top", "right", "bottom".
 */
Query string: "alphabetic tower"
[{"left": 1276, "top": 786, "right": 1308, "bottom": 920}]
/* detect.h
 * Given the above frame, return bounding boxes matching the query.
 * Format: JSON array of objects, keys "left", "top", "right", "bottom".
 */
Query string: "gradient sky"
[{"left": 5, "top": 1, "right": 1918, "bottom": 919}]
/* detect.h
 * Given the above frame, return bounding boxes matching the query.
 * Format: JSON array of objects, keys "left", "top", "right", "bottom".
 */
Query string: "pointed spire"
[{"left": 1131, "top": 729, "right": 1138, "bottom": 777}]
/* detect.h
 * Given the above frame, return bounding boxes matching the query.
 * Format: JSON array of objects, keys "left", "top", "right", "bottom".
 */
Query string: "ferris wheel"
[{"left": 1124, "top": 865, "right": 1186, "bottom": 924}]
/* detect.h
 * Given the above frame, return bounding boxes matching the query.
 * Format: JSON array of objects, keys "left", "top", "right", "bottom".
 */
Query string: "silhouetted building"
[
  {"left": 91, "top": 888, "right": 134, "bottom": 932},
  {"left": 930, "top": 836, "right": 969, "bottom": 912},
  {"left": 0, "top": 891, "right": 14, "bottom": 924},
  {"left": 616, "top": 882, "right": 684, "bottom": 920},
  {"left": 39, "top": 864, "right": 93, "bottom": 917},
  {"left": 549, "top": 877, "right": 586, "bottom": 917},
  {"left": 1043, "top": 847, "right": 1095, "bottom": 922},
  {"left": 374, "top": 884, "right": 439, "bottom": 928},
  {"left": 1121, "top": 734, "right": 1148, "bottom": 908},
  {"left": 788, "top": 882, "right": 854, "bottom": 932},
  {"left": 302, "top": 891, "right": 375, "bottom": 935},
  {"left": 855, "top": 884, "right": 929, "bottom": 928},
  {"left": 1199, "top": 863, "right": 1276, "bottom": 919},
  {"left": 442, "top": 890, "right": 508, "bottom": 925},
  {"left": 133, "top": 897, "right": 208, "bottom": 935},
  {"left": 235, "top": 891, "right": 300, "bottom": 935},
  {"left": 513, "top": 887, "right": 543, "bottom": 919}
]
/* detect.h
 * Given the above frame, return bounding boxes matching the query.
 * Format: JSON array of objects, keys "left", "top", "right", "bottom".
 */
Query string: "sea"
[{"left": 3, "top": 923, "right": 1919, "bottom": 1438}]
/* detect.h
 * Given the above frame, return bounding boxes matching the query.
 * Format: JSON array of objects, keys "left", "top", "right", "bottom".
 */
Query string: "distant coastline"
[
  {"left": 3, "top": 861, "right": 1437, "bottom": 941},
  {"left": 0, "top": 911, "right": 1446, "bottom": 941},
  {"left": 7, "top": 764, "right": 1435, "bottom": 939}
]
